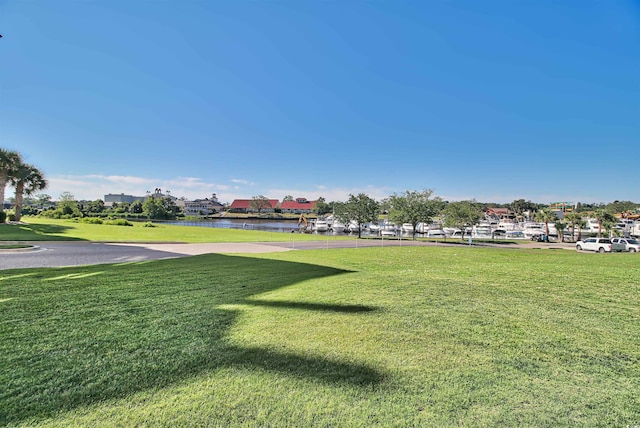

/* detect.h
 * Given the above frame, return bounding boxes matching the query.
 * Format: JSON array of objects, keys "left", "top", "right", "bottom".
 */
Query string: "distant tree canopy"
[
  {"left": 314, "top": 196, "right": 331, "bottom": 216},
  {"left": 509, "top": 199, "right": 539, "bottom": 216},
  {"left": 605, "top": 200, "right": 639, "bottom": 214},
  {"left": 386, "top": 189, "right": 443, "bottom": 240},
  {"left": 39, "top": 192, "right": 83, "bottom": 219},
  {"left": 250, "top": 195, "right": 272, "bottom": 214},
  {"left": 334, "top": 193, "right": 379, "bottom": 238},
  {"left": 143, "top": 195, "right": 179, "bottom": 220},
  {"left": 442, "top": 200, "right": 483, "bottom": 239},
  {"left": 575, "top": 202, "right": 606, "bottom": 213}
]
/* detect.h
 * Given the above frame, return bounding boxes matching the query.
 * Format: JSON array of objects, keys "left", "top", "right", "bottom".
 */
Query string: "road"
[{"left": 0, "top": 239, "right": 573, "bottom": 270}]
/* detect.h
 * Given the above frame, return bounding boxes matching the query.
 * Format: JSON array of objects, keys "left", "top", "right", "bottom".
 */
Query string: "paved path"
[{"left": 0, "top": 240, "right": 575, "bottom": 270}]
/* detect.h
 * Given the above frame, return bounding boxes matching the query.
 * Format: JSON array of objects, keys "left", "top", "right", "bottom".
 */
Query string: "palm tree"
[
  {"left": 564, "top": 211, "right": 582, "bottom": 242},
  {"left": 10, "top": 162, "right": 47, "bottom": 222},
  {"left": 593, "top": 209, "right": 616, "bottom": 238},
  {"left": 554, "top": 221, "right": 567, "bottom": 242},
  {"left": 535, "top": 208, "right": 557, "bottom": 241},
  {"left": 0, "top": 148, "right": 22, "bottom": 211}
]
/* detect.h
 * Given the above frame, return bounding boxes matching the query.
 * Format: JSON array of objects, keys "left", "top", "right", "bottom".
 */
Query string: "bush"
[
  {"left": 80, "top": 217, "right": 104, "bottom": 224},
  {"left": 104, "top": 219, "right": 133, "bottom": 227},
  {"left": 7, "top": 213, "right": 15, "bottom": 222},
  {"left": 0, "top": 211, "right": 6, "bottom": 224},
  {"left": 143, "top": 222, "right": 156, "bottom": 228}
]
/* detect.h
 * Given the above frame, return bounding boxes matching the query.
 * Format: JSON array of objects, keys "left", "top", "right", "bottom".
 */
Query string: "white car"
[
  {"left": 611, "top": 238, "right": 640, "bottom": 253},
  {"left": 575, "top": 238, "right": 625, "bottom": 253}
]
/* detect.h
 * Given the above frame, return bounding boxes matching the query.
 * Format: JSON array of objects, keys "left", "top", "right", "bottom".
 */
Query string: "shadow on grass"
[
  {"left": 0, "top": 253, "right": 381, "bottom": 425},
  {"left": 0, "top": 223, "right": 85, "bottom": 241},
  {"left": 244, "top": 299, "right": 378, "bottom": 313}
]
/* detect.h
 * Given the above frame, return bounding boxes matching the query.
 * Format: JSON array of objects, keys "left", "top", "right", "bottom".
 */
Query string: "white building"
[{"left": 184, "top": 194, "right": 224, "bottom": 216}]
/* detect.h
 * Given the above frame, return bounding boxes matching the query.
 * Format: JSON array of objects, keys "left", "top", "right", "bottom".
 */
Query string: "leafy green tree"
[
  {"left": 34, "top": 193, "right": 53, "bottom": 207},
  {"left": 386, "top": 189, "right": 442, "bottom": 240},
  {"left": 334, "top": 193, "right": 379, "bottom": 238},
  {"left": 510, "top": 199, "right": 538, "bottom": 217},
  {"left": 143, "top": 197, "right": 166, "bottom": 219},
  {"left": 84, "top": 199, "right": 105, "bottom": 214},
  {"left": 143, "top": 196, "right": 179, "bottom": 220},
  {"left": 442, "top": 200, "right": 483, "bottom": 239},
  {"left": 10, "top": 162, "right": 47, "bottom": 222},
  {"left": 57, "top": 192, "right": 83, "bottom": 218},
  {"left": 250, "top": 195, "right": 272, "bottom": 214},
  {"left": 129, "top": 200, "right": 143, "bottom": 214},
  {"left": 313, "top": 196, "right": 331, "bottom": 216},
  {"left": 0, "top": 148, "right": 22, "bottom": 210},
  {"left": 576, "top": 202, "right": 605, "bottom": 213},
  {"left": 605, "top": 200, "right": 638, "bottom": 215},
  {"left": 535, "top": 208, "right": 557, "bottom": 240},
  {"left": 283, "top": 195, "right": 294, "bottom": 202}
]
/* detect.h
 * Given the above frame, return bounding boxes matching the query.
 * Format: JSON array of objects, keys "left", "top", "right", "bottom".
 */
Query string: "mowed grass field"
[
  {"left": 1, "top": 246, "right": 639, "bottom": 426},
  {"left": 0, "top": 217, "right": 350, "bottom": 243}
]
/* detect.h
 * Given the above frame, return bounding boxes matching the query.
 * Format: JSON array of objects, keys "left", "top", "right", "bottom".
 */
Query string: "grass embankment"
[
  {"left": 0, "top": 217, "right": 350, "bottom": 243},
  {"left": 0, "top": 244, "right": 32, "bottom": 250},
  {"left": 1, "top": 247, "right": 638, "bottom": 426}
]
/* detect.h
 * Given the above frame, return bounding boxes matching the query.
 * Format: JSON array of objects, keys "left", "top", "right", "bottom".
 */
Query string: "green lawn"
[
  {"left": 0, "top": 217, "right": 350, "bottom": 243},
  {"left": 1, "top": 247, "right": 638, "bottom": 426}
]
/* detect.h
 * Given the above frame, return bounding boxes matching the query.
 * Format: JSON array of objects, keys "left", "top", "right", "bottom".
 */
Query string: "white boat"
[
  {"left": 416, "top": 222, "right": 445, "bottom": 234},
  {"left": 522, "top": 222, "right": 545, "bottom": 238},
  {"left": 380, "top": 228, "right": 397, "bottom": 237},
  {"left": 585, "top": 218, "right": 601, "bottom": 234},
  {"left": 497, "top": 220, "right": 521, "bottom": 231},
  {"left": 330, "top": 221, "right": 346, "bottom": 233},
  {"left": 443, "top": 227, "right": 462, "bottom": 238},
  {"left": 401, "top": 223, "right": 414, "bottom": 233},
  {"left": 473, "top": 221, "right": 492, "bottom": 238},
  {"left": 348, "top": 221, "right": 360, "bottom": 233},
  {"left": 314, "top": 219, "right": 329, "bottom": 232},
  {"left": 506, "top": 230, "right": 525, "bottom": 239},
  {"left": 368, "top": 222, "right": 381, "bottom": 233},
  {"left": 426, "top": 229, "right": 446, "bottom": 238},
  {"left": 379, "top": 221, "right": 397, "bottom": 236}
]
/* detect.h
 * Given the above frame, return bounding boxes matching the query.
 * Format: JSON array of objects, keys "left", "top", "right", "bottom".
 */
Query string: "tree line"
[{"left": 3, "top": 148, "right": 638, "bottom": 229}]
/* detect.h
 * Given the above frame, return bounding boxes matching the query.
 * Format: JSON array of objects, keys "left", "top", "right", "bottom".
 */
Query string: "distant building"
[
  {"left": 548, "top": 202, "right": 575, "bottom": 212},
  {"left": 280, "top": 197, "right": 316, "bottom": 214},
  {"left": 184, "top": 194, "right": 224, "bottom": 216},
  {"left": 229, "top": 198, "right": 279, "bottom": 213},
  {"left": 104, "top": 193, "right": 145, "bottom": 206},
  {"left": 485, "top": 207, "right": 516, "bottom": 221}
]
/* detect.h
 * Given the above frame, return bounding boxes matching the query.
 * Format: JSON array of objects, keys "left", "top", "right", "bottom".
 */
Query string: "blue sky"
[{"left": 1, "top": 1, "right": 638, "bottom": 204}]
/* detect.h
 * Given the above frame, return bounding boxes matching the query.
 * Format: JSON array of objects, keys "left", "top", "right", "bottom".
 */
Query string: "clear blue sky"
[{"left": 1, "top": 1, "right": 638, "bottom": 204}]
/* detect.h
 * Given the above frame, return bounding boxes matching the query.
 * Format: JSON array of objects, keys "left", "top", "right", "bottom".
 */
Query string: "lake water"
[
  {"left": 162, "top": 218, "right": 413, "bottom": 237},
  {"left": 163, "top": 218, "right": 312, "bottom": 233}
]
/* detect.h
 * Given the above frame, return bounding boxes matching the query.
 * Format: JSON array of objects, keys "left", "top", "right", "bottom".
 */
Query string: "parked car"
[
  {"left": 611, "top": 238, "right": 640, "bottom": 253},
  {"left": 575, "top": 238, "right": 626, "bottom": 253}
]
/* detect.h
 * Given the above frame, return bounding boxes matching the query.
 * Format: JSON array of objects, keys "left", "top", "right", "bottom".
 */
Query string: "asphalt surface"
[{"left": 0, "top": 239, "right": 575, "bottom": 270}]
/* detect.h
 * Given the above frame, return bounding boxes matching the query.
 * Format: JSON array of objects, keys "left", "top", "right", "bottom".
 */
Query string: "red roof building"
[
  {"left": 485, "top": 207, "right": 516, "bottom": 220},
  {"left": 280, "top": 198, "right": 316, "bottom": 214},
  {"left": 228, "top": 199, "right": 279, "bottom": 213}
]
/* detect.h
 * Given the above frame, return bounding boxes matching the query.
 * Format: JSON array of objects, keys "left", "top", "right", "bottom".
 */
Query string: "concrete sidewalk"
[{"left": 108, "top": 242, "right": 295, "bottom": 255}]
